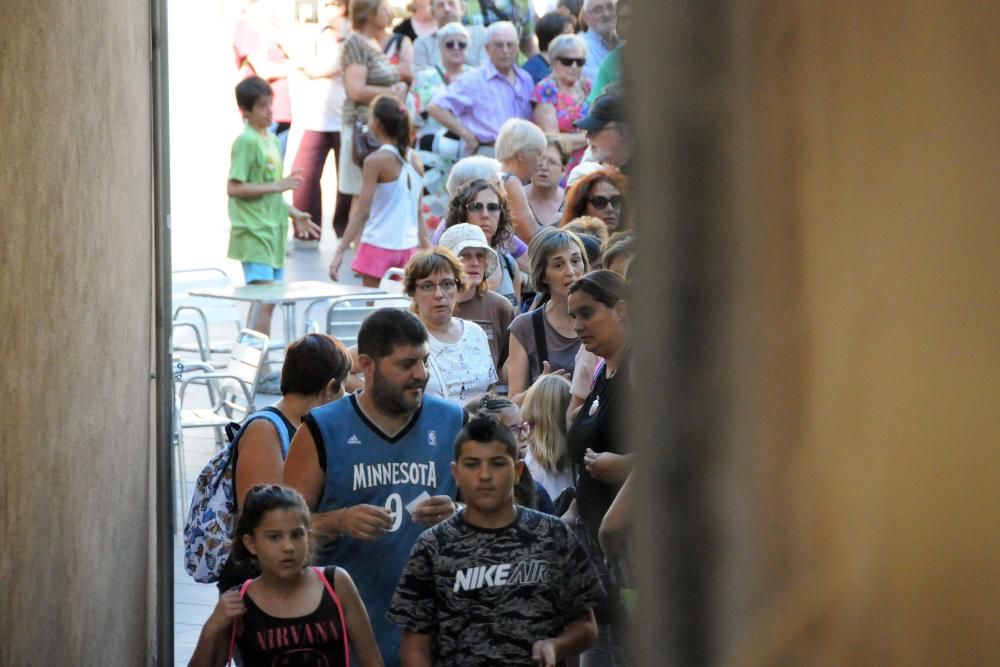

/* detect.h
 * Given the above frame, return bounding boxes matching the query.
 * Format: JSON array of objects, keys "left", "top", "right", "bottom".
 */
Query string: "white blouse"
[{"left": 425, "top": 319, "right": 498, "bottom": 404}]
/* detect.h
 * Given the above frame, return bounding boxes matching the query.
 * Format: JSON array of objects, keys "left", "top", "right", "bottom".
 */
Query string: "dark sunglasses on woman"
[
  {"left": 556, "top": 56, "right": 586, "bottom": 67},
  {"left": 467, "top": 201, "right": 502, "bottom": 213},
  {"left": 444, "top": 40, "right": 468, "bottom": 50},
  {"left": 588, "top": 194, "right": 624, "bottom": 210}
]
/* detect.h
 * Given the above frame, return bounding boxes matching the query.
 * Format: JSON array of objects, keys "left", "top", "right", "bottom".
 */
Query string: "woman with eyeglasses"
[
  {"left": 560, "top": 164, "right": 628, "bottom": 232},
  {"left": 531, "top": 33, "right": 592, "bottom": 169},
  {"left": 524, "top": 138, "right": 569, "bottom": 227},
  {"left": 406, "top": 22, "right": 474, "bottom": 217},
  {"left": 442, "top": 178, "right": 524, "bottom": 307},
  {"left": 402, "top": 248, "right": 498, "bottom": 404}
]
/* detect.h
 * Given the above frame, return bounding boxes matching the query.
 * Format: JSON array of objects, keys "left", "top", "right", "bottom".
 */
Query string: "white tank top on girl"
[{"left": 361, "top": 144, "right": 423, "bottom": 250}]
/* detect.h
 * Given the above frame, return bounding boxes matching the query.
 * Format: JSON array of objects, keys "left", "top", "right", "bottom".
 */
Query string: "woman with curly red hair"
[{"left": 559, "top": 165, "right": 628, "bottom": 233}]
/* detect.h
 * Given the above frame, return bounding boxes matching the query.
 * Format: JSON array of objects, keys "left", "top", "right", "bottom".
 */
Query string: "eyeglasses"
[
  {"left": 443, "top": 40, "right": 467, "bottom": 50},
  {"left": 588, "top": 194, "right": 624, "bottom": 210},
  {"left": 466, "top": 201, "right": 502, "bottom": 214},
  {"left": 556, "top": 56, "right": 586, "bottom": 68},
  {"left": 490, "top": 41, "right": 519, "bottom": 51},
  {"left": 416, "top": 278, "right": 458, "bottom": 293}
]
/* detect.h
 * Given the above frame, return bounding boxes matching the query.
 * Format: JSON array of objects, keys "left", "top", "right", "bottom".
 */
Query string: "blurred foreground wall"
[
  {"left": 629, "top": 2, "right": 1000, "bottom": 665},
  {"left": 0, "top": 0, "right": 155, "bottom": 663}
]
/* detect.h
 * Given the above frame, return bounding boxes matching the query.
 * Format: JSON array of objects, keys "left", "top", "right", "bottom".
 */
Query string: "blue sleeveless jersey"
[{"left": 309, "top": 393, "right": 464, "bottom": 666}]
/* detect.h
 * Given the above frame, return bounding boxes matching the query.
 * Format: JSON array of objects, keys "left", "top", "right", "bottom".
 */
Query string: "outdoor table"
[{"left": 188, "top": 280, "right": 383, "bottom": 348}]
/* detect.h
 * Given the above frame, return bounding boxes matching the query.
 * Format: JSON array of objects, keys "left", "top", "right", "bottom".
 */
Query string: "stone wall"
[{"left": 0, "top": 0, "right": 155, "bottom": 663}]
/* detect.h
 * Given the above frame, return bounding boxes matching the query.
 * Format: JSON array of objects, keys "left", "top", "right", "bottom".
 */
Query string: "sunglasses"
[
  {"left": 556, "top": 56, "right": 586, "bottom": 67},
  {"left": 444, "top": 40, "right": 467, "bottom": 50},
  {"left": 466, "top": 201, "right": 502, "bottom": 214},
  {"left": 588, "top": 194, "right": 624, "bottom": 210}
]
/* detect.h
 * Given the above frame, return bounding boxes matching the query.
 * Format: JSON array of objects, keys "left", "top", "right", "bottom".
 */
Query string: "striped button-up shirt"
[{"left": 430, "top": 61, "right": 534, "bottom": 143}]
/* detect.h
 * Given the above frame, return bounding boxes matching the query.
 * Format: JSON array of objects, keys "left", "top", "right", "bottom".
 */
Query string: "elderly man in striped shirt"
[{"left": 427, "top": 21, "right": 534, "bottom": 157}]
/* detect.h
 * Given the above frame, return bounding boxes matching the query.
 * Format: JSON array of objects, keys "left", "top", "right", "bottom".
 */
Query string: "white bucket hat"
[{"left": 438, "top": 223, "right": 500, "bottom": 278}]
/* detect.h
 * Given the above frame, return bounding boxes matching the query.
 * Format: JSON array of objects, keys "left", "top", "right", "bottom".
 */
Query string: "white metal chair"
[
  {"left": 172, "top": 268, "right": 243, "bottom": 359},
  {"left": 379, "top": 267, "right": 406, "bottom": 293},
  {"left": 323, "top": 293, "right": 412, "bottom": 347},
  {"left": 177, "top": 328, "right": 269, "bottom": 448}
]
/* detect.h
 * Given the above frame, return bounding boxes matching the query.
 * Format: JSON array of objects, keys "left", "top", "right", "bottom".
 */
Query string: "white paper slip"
[{"left": 405, "top": 491, "right": 431, "bottom": 514}]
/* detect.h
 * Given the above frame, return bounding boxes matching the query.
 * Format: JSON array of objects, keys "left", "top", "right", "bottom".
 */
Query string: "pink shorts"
[{"left": 350, "top": 243, "right": 419, "bottom": 280}]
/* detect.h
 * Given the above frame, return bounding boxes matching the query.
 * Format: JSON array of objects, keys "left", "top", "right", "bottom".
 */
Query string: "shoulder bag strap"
[
  {"left": 227, "top": 578, "right": 255, "bottom": 666},
  {"left": 313, "top": 567, "right": 350, "bottom": 666},
  {"left": 531, "top": 306, "right": 548, "bottom": 371}
]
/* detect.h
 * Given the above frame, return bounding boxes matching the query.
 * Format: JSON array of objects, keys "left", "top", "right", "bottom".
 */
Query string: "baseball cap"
[
  {"left": 573, "top": 93, "right": 625, "bottom": 132},
  {"left": 438, "top": 224, "right": 500, "bottom": 278}
]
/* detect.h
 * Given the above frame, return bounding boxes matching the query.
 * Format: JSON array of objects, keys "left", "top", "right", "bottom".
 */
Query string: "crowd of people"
[{"left": 201, "top": 0, "right": 636, "bottom": 664}]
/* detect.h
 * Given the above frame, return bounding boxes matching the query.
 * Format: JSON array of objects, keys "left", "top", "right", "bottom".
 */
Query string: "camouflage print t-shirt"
[{"left": 387, "top": 507, "right": 604, "bottom": 665}]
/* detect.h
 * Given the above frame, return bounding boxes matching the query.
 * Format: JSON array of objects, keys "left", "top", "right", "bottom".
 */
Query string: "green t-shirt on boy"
[{"left": 227, "top": 124, "right": 289, "bottom": 268}]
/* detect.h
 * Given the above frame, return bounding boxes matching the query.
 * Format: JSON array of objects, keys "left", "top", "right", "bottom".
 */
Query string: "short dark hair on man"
[
  {"left": 280, "top": 333, "right": 351, "bottom": 396},
  {"left": 536, "top": 11, "right": 575, "bottom": 52},
  {"left": 453, "top": 415, "right": 519, "bottom": 461},
  {"left": 235, "top": 75, "right": 273, "bottom": 112},
  {"left": 357, "top": 308, "right": 429, "bottom": 360}
]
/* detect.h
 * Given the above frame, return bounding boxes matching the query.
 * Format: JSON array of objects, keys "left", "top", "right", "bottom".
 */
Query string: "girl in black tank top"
[{"left": 189, "top": 485, "right": 383, "bottom": 667}]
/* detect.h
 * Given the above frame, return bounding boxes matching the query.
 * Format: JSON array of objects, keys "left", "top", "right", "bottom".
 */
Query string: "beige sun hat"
[{"left": 438, "top": 223, "right": 500, "bottom": 278}]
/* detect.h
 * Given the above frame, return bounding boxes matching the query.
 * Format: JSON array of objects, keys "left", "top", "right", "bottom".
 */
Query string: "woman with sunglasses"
[
  {"left": 406, "top": 22, "right": 473, "bottom": 216},
  {"left": 531, "top": 33, "right": 592, "bottom": 169},
  {"left": 402, "top": 248, "right": 497, "bottom": 404},
  {"left": 560, "top": 164, "right": 628, "bottom": 232},
  {"left": 442, "top": 178, "right": 524, "bottom": 307}
]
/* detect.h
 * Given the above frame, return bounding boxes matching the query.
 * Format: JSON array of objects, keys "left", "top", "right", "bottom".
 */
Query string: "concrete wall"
[
  {"left": 0, "top": 0, "right": 155, "bottom": 663},
  {"left": 630, "top": 2, "right": 1000, "bottom": 664}
]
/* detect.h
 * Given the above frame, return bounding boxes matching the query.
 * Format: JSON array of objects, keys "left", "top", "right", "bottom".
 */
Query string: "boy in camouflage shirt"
[{"left": 388, "top": 416, "right": 602, "bottom": 666}]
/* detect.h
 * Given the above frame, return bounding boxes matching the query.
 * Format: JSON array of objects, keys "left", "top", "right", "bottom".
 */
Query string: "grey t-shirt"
[
  {"left": 454, "top": 289, "right": 515, "bottom": 371},
  {"left": 387, "top": 508, "right": 603, "bottom": 665},
  {"left": 508, "top": 307, "right": 580, "bottom": 386}
]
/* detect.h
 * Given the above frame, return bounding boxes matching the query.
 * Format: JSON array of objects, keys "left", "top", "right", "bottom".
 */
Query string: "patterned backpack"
[{"left": 183, "top": 410, "right": 291, "bottom": 583}]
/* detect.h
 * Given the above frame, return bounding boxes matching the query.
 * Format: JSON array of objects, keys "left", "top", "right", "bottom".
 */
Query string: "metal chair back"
[
  {"left": 172, "top": 267, "right": 243, "bottom": 356},
  {"left": 324, "top": 294, "right": 412, "bottom": 347}
]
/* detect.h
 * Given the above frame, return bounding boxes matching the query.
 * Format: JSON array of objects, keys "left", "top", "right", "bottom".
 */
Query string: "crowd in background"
[{"left": 207, "top": 0, "right": 637, "bottom": 664}]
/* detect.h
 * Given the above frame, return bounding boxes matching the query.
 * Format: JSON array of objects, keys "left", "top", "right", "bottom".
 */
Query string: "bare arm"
[
  {"left": 504, "top": 177, "right": 540, "bottom": 242},
  {"left": 234, "top": 419, "right": 286, "bottom": 509},
  {"left": 189, "top": 591, "right": 246, "bottom": 667},
  {"left": 227, "top": 170, "right": 302, "bottom": 198},
  {"left": 506, "top": 334, "right": 531, "bottom": 404},
  {"left": 599, "top": 472, "right": 633, "bottom": 560},
  {"left": 335, "top": 568, "right": 385, "bottom": 667},
  {"left": 426, "top": 103, "right": 478, "bottom": 153},
  {"left": 283, "top": 420, "right": 393, "bottom": 543},
  {"left": 531, "top": 610, "right": 598, "bottom": 666},
  {"left": 395, "top": 35, "right": 414, "bottom": 83},
  {"left": 401, "top": 630, "right": 434, "bottom": 667},
  {"left": 329, "top": 153, "right": 381, "bottom": 279},
  {"left": 344, "top": 63, "right": 402, "bottom": 105},
  {"left": 409, "top": 151, "right": 430, "bottom": 247},
  {"left": 533, "top": 103, "right": 588, "bottom": 151}
]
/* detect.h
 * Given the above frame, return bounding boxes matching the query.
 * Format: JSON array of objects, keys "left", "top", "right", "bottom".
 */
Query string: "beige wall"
[
  {"left": 631, "top": 2, "right": 1000, "bottom": 665},
  {"left": 0, "top": 0, "right": 155, "bottom": 664}
]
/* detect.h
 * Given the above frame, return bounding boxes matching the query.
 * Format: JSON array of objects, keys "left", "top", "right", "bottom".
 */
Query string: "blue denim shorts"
[{"left": 241, "top": 262, "right": 284, "bottom": 283}]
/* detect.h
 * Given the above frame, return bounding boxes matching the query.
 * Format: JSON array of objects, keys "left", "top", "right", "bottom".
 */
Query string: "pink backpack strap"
[
  {"left": 227, "top": 579, "right": 254, "bottom": 666},
  {"left": 314, "top": 566, "right": 350, "bottom": 667}
]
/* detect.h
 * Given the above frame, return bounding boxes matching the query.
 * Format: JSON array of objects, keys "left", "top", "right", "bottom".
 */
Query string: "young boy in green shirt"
[{"left": 227, "top": 75, "right": 319, "bottom": 336}]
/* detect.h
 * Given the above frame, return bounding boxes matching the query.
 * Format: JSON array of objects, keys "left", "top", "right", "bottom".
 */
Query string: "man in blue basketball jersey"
[{"left": 283, "top": 309, "right": 466, "bottom": 665}]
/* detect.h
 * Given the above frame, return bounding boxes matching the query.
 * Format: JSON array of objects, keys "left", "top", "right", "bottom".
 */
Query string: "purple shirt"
[{"left": 431, "top": 61, "right": 534, "bottom": 143}]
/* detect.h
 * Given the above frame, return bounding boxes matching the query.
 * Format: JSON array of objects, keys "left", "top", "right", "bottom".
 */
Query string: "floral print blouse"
[{"left": 530, "top": 75, "right": 592, "bottom": 132}]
